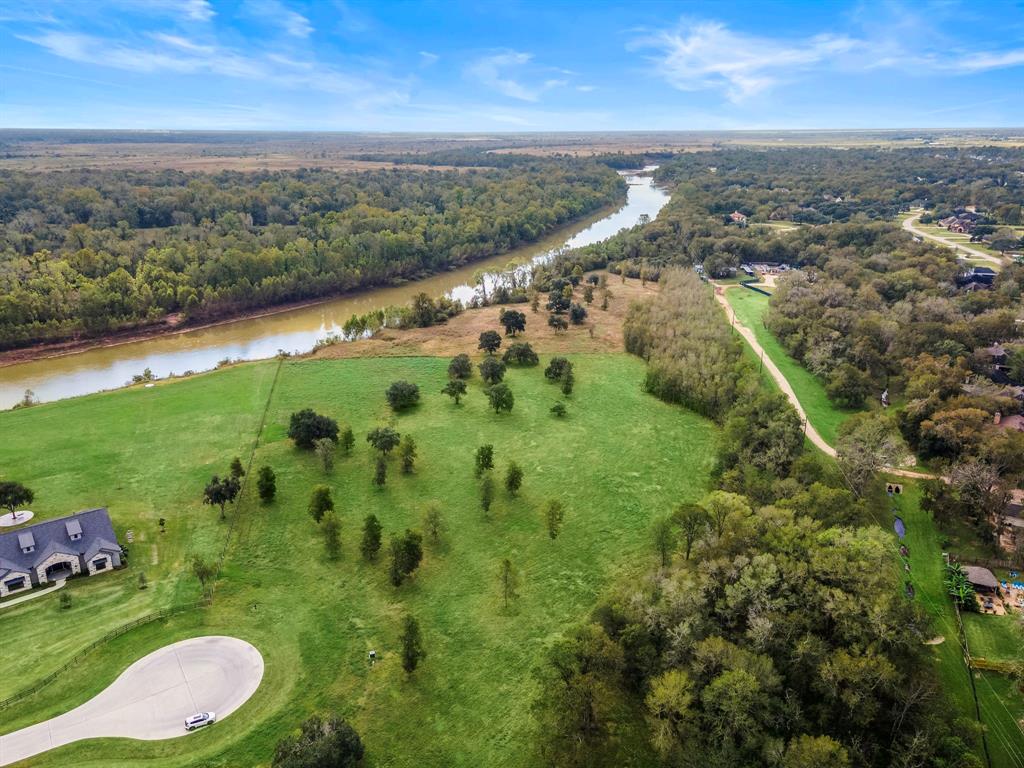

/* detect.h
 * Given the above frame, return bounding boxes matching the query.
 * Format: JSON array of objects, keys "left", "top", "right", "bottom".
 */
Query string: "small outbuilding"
[{"left": 963, "top": 565, "right": 999, "bottom": 594}]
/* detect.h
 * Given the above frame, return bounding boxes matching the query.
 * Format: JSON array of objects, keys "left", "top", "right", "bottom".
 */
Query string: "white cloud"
[
  {"left": 631, "top": 21, "right": 857, "bottom": 103},
  {"left": 576, "top": 85, "right": 596, "bottom": 92},
  {"left": 243, "top": 0, "right": 313, "bottom": 38},
  {"left": 176, "top": 0, "right": 215, "bottom": 22},
  {"left": 466, "top": 51, "right": 537, "bottom": 101},
  {"left": 419, "top": 51, "right": 439, "bottom": 66},
  {"left": 465, "top": 51, "right": 572, "bottom": 102},
  {"left": 949, "top": 49, "right": 1024, "bottom": 73},
  {"left": 18, "top": 29, "right": 404, "bottom": 101}
]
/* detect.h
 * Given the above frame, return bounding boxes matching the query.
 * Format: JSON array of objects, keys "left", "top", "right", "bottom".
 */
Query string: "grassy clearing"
[
  {"left": 887, "top": 484, "right": 1024, "bottom": 768},
  {"left": 0, "top": 353, "right": 718, "bottom": 767},
  {"left": 724, "top": 287, "right": 856, "bottom": 445}
]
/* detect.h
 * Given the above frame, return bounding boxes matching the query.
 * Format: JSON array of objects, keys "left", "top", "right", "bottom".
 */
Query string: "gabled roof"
[
  {"left": 83, "top": 537, "right": 121, "bottom": 562},
  {"left": 0, "top": 508, "right": 120, "bottom": 575},
  {"left": 0, "top": 556, "right": 31, "bottom": 579}
]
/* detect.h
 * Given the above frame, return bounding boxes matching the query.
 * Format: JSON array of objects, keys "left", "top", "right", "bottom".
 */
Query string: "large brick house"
[{"left": 0, "top": 508, "right": 123, "bottom": 598}]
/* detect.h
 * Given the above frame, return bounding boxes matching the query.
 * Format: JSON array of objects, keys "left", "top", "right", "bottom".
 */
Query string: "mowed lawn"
[
  {"left": 725, "top": 288, "right": 856, "bottom": 445},
  {"left": 887, "top": 483, "right": 1024, "bottom": 768},
  {"left": 0, "top": 353, "right": 718, "bottom": 767}
]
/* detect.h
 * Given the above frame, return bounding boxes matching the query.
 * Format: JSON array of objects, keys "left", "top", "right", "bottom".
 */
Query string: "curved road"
[
  {"left": 0, "top": 635, "right": 264, "bottom": 766},
  {"left": 712, "top": 284, "right": 937, "bottom": 481},
  {"left": 901, "top": 212, "right": 1006, "bottom": 268}
]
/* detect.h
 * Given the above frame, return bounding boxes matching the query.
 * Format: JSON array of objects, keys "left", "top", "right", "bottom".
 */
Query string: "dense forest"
[
  {"left": 0, "top": 160, "right": 624, "bottom": 349},
  {"left": 533, "top": 269, "right": 982, "bottom": 768}
]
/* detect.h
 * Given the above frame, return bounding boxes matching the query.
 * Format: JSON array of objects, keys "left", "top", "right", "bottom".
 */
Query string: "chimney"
[{"left": 994, "top": 411, "right": 1002, "bottom": 425}]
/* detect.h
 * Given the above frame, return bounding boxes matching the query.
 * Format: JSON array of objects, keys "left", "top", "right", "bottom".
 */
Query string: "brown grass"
[{"left": 310, "top": 273, "right": 658, "bottom": 360}]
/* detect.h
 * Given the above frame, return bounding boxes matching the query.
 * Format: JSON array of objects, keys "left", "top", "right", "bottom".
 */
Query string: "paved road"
[
  {"left": 0, "top": 635, "right": 263, "bottom": 766},
  {"left": 711, "top": 284, "right": 940, "bottom": 481},
  {"left": 901, "top": 212, "right": 1006, "bottom": 268}
]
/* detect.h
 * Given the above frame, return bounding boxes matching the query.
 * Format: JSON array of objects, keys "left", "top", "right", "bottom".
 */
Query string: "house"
[
  {"left": 963, "top": 565, "right": 999, "bottom": 594},
  {"left": 996, "top": 489, "right": 1024, "bottom": 552},
  {"left": 0, "top": 508, "right": 122, "bottom": 598},
  {"left": 958, "top": 266, "right": 997, "bottom": 287},
  {"left": 729, "top": 210, "right": 748, "bottom": 225},
  {"left": 984, "top": 343, "right": 1008, "bottom": 366}
]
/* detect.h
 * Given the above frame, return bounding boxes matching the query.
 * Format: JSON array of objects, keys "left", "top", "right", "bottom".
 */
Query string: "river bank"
[{"left": 0, "top": 172, "right": 668, "bottom": 408}]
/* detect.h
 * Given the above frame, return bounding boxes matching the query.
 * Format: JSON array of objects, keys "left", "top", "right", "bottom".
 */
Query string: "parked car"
[{"left": 185, "top": 712, "right": 216, "bottom": 731}]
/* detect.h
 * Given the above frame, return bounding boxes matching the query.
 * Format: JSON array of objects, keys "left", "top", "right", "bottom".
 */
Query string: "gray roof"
[
  {"left": 0, "top": 508, "right": 120, "bottom": 573},
  {"left": 963, "top": 565, "right": 999, "bottom": 589}
]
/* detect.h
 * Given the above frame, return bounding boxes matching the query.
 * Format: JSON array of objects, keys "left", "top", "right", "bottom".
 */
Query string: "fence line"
[
  {"left": 739, "top": 278, "right": 773, "bottom": 297},
  {"left": 0, "top": 600, "right": 205, "bottom": 711},
  {"left": 954, "top": 603, "right": 994, "bottom": 768}
]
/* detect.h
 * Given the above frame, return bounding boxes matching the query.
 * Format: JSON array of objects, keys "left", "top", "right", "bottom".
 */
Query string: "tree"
[
  {"left": 386, "top": 380, "right": 420, "bottom": 411},
  {"left": 547, "top": 292, "right": 570, "bottom": 314},
  {"left": 545, "top": 499, "right": 565, "bottom": 539},
  {"left": 652, "top": 515, "right": 676, "bottom": 567},
  {"left": 192, "top": 555, "right": 216, "bottom": 596},
  {"left": 499, "top": 309, "right": 527, "bottom": 336},
  {"left": 505, "top": 462, "right": 524, "bottom": 496},
  {"left": 479, "top": 356, "right": 506, "bottom": 385},
  {"left": 545, "top": 357, "right": 573, "bottom": 382},
  {"left": 499, "top": 558, "right": 519, "bottom": 609},
  {"left": 360, "top": 514, "right": 382, "bottom": 560},
  {"left": 548, "top": 314, "right": 568, "bottom": 333},
  {"left": 582, "top": 284, "right": 595, "bottom": 305},
  {"left": 314, "top": 437, "right": 335, "bottom": 473},
  {"left": 288, "top": 409, "right": 339, "bottom": 449},
  {"left": 320, "top": 512, "right": 341, "bottom": 559},
  {"left": 229, "top": 456, "right": 245, "bottom": 479},
  {"left": 442, "top": 379, "right": 467, "bottom": 404},
  {"left": 479, "top": 330, "right": 502, "bottom": 354},
  {"left": 481, "top": 474, "right": 495, "bottom": 515},
  {"left": 783, "top": 735, "right": 850, "bottom": 768},
  {"left": 551, "top": 402, "right": 567, "bottom": 418},
  {"left": 672, "top": 503, "right": 709, "bottom": 560},
  {"left": 339, "top": 426, "right": 355, "bottom": 455},
  {"left": 423, "top": 503, "right": 444, "bottom": 543},
  {"left": 374, "top": 456, "right": 387, "bottom": 487},
  {"left": 702, "top": 491, "right": 751, "bottom": 538},
  {"left": 400, "top": 435, "right": 417, "bottom": 474},
  {"left": 569, "top": 302, "right": 588, "bottom": 325},
  {"left": 448, "top": 353, "right": 473, "bottom": 379},
  {"left": 400, "top": 614, "right": 426, "bottom": 675},
  {"left": 0, "top": 481, "right": 33, "bottom": 517},
  {"left": 487, "top": 383, "right": 515, "bottom": 413},
  {"left": 836, "top": 412, "right": 905, "bottom": 496},
  {"left": 366, "top": 426, "right": 401, "bottom": 455},
  {"left": 272, "top": 714, "right": 364, "bottom": 768},
  {"left": 503, "top": 342, "right": 539, "bottom": 366},
  {"left": 645, "top": 669, "right": 696, "bottom": 758},
  {"left": 389, "top": 530, "right": 424, "bottom": 586},
  {"left": 203, "top": 475, "right": 241, "bottom": 520},
  {"left": 257, "top": 465, "right": 276, "bottom": 503},
  {"left": 475, "top": 444, "right": 494, "bottom": 477},
  {"left": 560, "top": 369, "right": 575, "bottom": 396},
  {"left": 308, "top": 485, "right": 334, "bottom": 523}
]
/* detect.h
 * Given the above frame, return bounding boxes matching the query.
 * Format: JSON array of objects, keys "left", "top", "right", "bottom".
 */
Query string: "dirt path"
[
  {"left": 711, "top": 283, "right": 941, "bottom": 480},
  {"left": 902, "top": 212, "right": 1006, "bottom": 268}
]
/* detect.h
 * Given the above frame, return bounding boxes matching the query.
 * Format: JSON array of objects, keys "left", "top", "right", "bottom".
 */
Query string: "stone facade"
[{"left": 35, "top": 551, "right": 82, "bottom": 584}]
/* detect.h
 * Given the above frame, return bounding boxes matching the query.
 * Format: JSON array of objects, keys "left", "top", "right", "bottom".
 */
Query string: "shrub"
[
  {"left": 479, "top": 356, "right": 507, "bottom": 385},
  {"left": 448, "top": 353, "right": 473, "bottom": 379},
  {"left": 386, "top": 380, "right": 420, "bottom": 411},
  {"left": 272, "top": 714, "right": 363, "bottom": 768},
  {"left": 288, "top": 409, "right": 339, "bottom": 450},
  {"left": 503, "top": 342, "right": 539, "bottom": 366}
]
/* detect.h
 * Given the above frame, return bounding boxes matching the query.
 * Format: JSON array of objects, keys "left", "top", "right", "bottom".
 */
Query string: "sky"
[{"left": 1, "top": 0, "right": 1023, "bottom": 131}]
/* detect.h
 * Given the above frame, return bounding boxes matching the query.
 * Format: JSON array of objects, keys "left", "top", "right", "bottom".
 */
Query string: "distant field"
[{"left": 0, "top": 353, "right": 718, "bottom": 767}]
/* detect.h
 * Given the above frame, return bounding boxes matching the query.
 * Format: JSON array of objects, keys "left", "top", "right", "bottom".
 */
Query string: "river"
[{"left": 0, "top": 170, "right": 669, "bottom": 409}]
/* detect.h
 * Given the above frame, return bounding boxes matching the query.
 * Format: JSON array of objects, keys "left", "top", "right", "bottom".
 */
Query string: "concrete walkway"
[
  {"left": 0, "top": 579, "right": 65, "bottom": 611},
  {"left": 902, "top": 212, "right": 1006, "bottom": 268},
  {"left": 711, "top": 283, "right": 939, "bottom": 481},
  {"left": 0, "top": 635, "right": 264, "bottom": 766}
]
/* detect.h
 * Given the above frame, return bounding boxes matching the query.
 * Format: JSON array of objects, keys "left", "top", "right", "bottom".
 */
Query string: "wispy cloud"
[
  {"left": 18, "top": 29, "right": 405, "bottom": 103},
  {"left": 465, "top": 51, "right": 572, "bottom": 102},
  {"left": 631, "top": 18, "right": 1024, "bottom": 104},
  {"left": 243, "top": 0, "right": 313, "bottom": 38},
  {"left": 419, "top": 51, "right": 439, "bottom": 67},
  {"left": 630, "top": 21, "right": 857, "bottom": 103}
]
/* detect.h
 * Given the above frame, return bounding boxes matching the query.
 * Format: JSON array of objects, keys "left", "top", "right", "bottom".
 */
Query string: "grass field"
[
  {"left": 887, "top": 484, "right": 1024, "bottom": 768},
  {"left": 724, "top": 287, "right": 856, "bottom": 445},
  {"left": 0, "top": 353, "right": 718, "bottom": 767}
]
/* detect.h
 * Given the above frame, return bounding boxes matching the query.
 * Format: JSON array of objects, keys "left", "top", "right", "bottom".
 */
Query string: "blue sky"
[{"left": 1, "top": 0, "right": 1023, "bottom": 131}]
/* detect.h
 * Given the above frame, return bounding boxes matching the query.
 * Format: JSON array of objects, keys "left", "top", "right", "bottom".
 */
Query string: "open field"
[
  {"left": 0, "top": 349, "right": 718, "bottom": 767},
  {"left": 723, "top": 287, "right": 857, "bottom": 445},
  {"left": 887, "top": 484, "right": 1024, "bottom": 768}
]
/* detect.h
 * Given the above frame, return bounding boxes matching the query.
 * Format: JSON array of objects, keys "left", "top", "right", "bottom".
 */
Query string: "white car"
[{"left": 185, "top": 712, "right": 216, "bottom": 731}]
